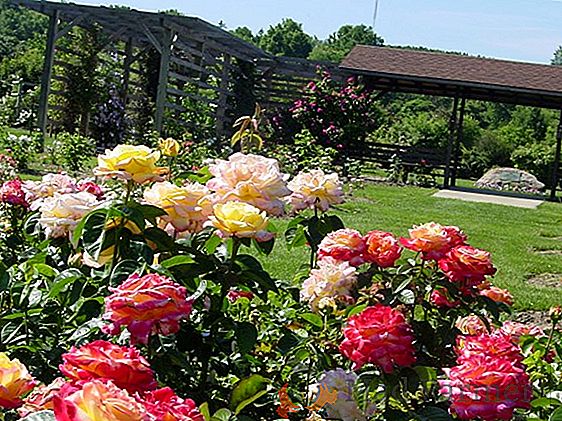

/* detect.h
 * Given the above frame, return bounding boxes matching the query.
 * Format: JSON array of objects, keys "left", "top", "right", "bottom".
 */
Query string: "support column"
[
  {"left": 443, "top": 96, "right": 459, "bottom": 189},
  {"left": 121, "top": 37, "right": 134, "bottom": 106},
  {"left": 215, "top": 53, "right": 231, "bottom": 139},
  {"left": 154, "top": 28, "right": 173, "bottom": 134},
  {"left": 550, "top": 110, "right": 562, "bottom": 200},
  {"left": 38, "top": 10, "right": 59, "bottom": 135},
  {"left": 451, "top": 97, "right": 466, "bottom": 187}
]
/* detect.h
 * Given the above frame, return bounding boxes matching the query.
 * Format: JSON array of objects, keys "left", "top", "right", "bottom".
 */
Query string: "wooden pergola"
[
  {"left": 341, "top": 46, "right": 562, "bottom": 200},
  {"left": 10, "top": 0, "right": 342, "bottom": 140}
]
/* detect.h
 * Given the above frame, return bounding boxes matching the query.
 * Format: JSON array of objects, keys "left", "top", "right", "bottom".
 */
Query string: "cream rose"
[
  {"left": 38, "top": 191, "right": 99, "bottom": 238},
  {"left": 144, "top": 181, "right": 212, "bottom": 233},
  {"left": 207, "top": 201, "right": 273, "bottom": 241},
  {"left": 94, "top": 145, "right": 168, "bottom": 184},
  {"left": 287, "top": 169, "right": 344, "bottom": 212}
]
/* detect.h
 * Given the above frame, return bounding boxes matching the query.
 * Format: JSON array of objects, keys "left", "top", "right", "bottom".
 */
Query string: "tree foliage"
[
  {"left": 257, "top": 18, "right": 315, "bottom": 58},
  {"left": 309, "top": 24, "right": 384, "bottom": 62}
]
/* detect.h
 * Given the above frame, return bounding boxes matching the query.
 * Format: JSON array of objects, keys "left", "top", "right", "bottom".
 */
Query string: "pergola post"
[
  {"left": 451, "top": 97, "right": 466, "bottom": 187},
  {"left": 121, "top": 37, "right": 134, "bottom": 106},
  {"left": 443, "top": 96, "right": 459, "bottom": 189},
  {"left": 37, "top": 10, "right": 59, "bottom": 135},
  {"left": 154, "top": 27, "right": 173, "bottom": 134},
  {"left": 550, "top": 110, "right": 562, "bottom": 200},
  {"left": 215, "top": 53, "right": 231, "bottom": 139}
]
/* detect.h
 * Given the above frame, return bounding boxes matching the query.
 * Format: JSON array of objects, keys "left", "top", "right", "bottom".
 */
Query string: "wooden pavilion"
[
  {"left": 341, "top": 46, "right": 562, "bottom": 200},
  {"left": 9, "top": 0, "right": 341, "bottom": 139}
]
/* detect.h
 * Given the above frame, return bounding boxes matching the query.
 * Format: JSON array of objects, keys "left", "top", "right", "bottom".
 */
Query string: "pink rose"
[{"left": 340, "top": 305, "right": 416, "bottom": 372}]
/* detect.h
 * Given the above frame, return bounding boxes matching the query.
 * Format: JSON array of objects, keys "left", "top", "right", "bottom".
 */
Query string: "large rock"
[{"left": 475, "top": 167, "right": 545, "bottom": 194}]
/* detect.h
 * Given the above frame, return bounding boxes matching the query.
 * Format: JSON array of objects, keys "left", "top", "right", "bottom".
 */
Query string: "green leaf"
[
  {"left": 252, "top": 237, "right": 274, "bottom": 256},
  {"left": 72, "top": 208, "right": 107, "bottom": 249},
  {"left": 161, "top": 255, "right": 195, "bottom": 269},
  {"left": 300, "top": 312, "right": 323, "bottom": 328},
  {"left": 21, "top": 410, "right": 56, "bottom": 421},
  {"left": 550, "top": 406, "right": 562, "bottom": 421},
  {"left": 277, "top": 331, "right": 301, "bottom": 354},
  {"left": 235, "top": 322, "right": 258, "bottom": 355},
  {"left": 205, "top": 234, "right": 222, "bottom": 254},
  {"left": 532, "top": 397, "right": 561, "bottom": 408},
  {"left": 144, "top": 227, "right": 175, "bottom": 252},
  {"left": 413, "top": 366, "right": 437, "bottom": 391},
  {"left": 49, "top": 269, "right": 84, "bottom": 298},
  {"left": 211, "top": 408, "right": 232, "bottom": 421},
  {"left": 397, "top": 289, "right": 415, "bottom": 305},
  {"left": 33, "top": 263, "right": 59, "bottom": 278},
  {"left": 127, "top": 203, "right": 167, "bottom": 223},
  {"left": 199, "top": 402, "right": 211, "bottom": 421},
  {"left": 230, "top": 374, "right": 269, "bottom": 415},
  {"left": 346, "top": 303, "right": 368, "bottom": 317},
  {"left": 110, "top": 260, "right": 142, "bottom": 286},
  {"left": 284, "top": 225, "right": 307, "bottom": 250}
]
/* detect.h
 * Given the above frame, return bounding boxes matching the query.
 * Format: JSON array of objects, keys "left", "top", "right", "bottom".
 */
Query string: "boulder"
[{"left": 475, "top": 167, "right": 545, "bottom": 194}]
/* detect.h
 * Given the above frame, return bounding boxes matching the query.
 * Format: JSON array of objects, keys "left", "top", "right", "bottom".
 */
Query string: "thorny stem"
[{"left": 110, "top": 180, "right": 134, "bottom": 274}]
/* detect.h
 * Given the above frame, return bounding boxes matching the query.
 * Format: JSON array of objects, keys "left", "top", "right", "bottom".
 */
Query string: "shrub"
[
  {"left": 0, "top": 143, "right": 560, "bottom": 420},
  {"left": 511, "top": 141, "right": 555, "bottom": 185},
  {"left": 0, "top": 132, "right": 42, "bottom": 170},
  {"left": 265, "top": 129, "right": 337, "bottom": 174},
  {"left": 47, "top": 131, "right": 95, "bottom": 173}
]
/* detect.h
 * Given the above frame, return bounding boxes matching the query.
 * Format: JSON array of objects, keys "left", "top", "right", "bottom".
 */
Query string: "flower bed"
[{"left": 0, "top": 143, "right": 561, "bottom": 421}]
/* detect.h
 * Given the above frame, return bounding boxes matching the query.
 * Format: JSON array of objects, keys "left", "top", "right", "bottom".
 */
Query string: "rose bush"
[{"left": 0, "top": 141, "right": 560, "bottom": 421}]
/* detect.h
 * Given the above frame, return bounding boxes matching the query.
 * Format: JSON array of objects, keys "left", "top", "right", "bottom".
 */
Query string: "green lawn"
[{"left": 263, "top": 183, "right": 562, "bottom": 311}]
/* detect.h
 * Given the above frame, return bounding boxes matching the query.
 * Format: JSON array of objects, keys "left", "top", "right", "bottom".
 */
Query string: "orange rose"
[
  {"left": 480, "top": 286, "right": 514, "bottom": 306},
  {"left": 54, "top": 380, "right": 148, "bottom": 421},
  {"left": 18, "top": 377, "right": 66, "bottom": 417},
  {"left": 438, "top": 245, "right": 496, "bottom": 288},
  {"left": 318, "top": 229, "right": 366, "bottom": 266},
  {"left": 362, "top": 230, "right": 402, "bottom": 268},
  {"left": 399, "top": 222, "right": 453, "bottom": 260},
  {"left": 103, "top": 273, "right": 193, "bottom": 345},
  {"left": 0, "top": 353, "right": 37, "bottom": 409},
  {"left": 59, "top": 340, "right": 156, "bottom": 393}
]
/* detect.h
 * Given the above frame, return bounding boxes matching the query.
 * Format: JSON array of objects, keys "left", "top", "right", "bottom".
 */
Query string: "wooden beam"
[
  {"left": 215, "top": 53, "right": 231, "bottom": 138},
  {"left": 38, "top": 10, "right": 59, "bottom": 134},
  {"left": 121, "top": 37, "right": 134, "bottom": 105},
  {"left": 55, "top": 13, "right": 88, "bottom": 41},
  {"left": 443, "top": 96, "right": 459, "bottom": 189},
  {"left": 140, "top": 22, "right": 162, "bottom": 54},
  {"left": 550, "top": 110, "right": 562, "bottom": 200},
  {"left": 451, "top": 97, "right": 466, "bottom": 187},
  {"left": 154, "top": 27, "right": 172, "bottom": 133}
]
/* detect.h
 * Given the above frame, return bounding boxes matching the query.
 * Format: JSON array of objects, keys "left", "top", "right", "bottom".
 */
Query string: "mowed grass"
[{"left": 261, "top": 183, "right": 562, "bottom": 311}]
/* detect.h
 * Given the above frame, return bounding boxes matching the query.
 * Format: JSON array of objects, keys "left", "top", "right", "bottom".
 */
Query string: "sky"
[{"left": 74, "top": 0, "right": 562, "bottom": 64}]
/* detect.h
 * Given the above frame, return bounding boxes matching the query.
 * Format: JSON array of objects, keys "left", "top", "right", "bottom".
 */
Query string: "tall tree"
[
  {"left": 552, "top": 46, "right": 562, "bottom": 65},
  {"left": 258, "top": 19, "right": 315, "bottom": 58},
  {"left": 231, "top": 26, "right": 259, "bottom": 46},
  {"left": 308, "top": 24, "right": 383, "bottom": 62}
]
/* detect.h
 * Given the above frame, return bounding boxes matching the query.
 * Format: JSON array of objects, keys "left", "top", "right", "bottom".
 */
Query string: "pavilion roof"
[{"left": 341, "top": 46, "right": 562, "bottom": 109}]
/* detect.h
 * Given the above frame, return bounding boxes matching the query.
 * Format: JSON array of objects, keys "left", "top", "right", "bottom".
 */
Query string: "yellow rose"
[
  {"left": 158, "top": 138, "right": 181, "bottom": 157},
  {"left": 0, "top": 353, "right": 37, "bottom": 409},
  {"left": 94, "top": 145, "right": 168, "bottom": 184},
  {"left": 208, "top": 201, "right": 273, "bottom": 241}
]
